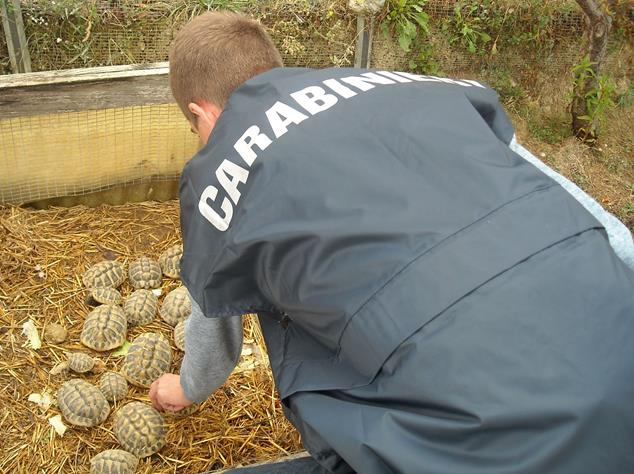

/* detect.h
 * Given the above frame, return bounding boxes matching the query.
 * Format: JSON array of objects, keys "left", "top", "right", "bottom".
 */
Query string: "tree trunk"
[{"left": 571, "top": 0, "right": 612, "bottom": 143}]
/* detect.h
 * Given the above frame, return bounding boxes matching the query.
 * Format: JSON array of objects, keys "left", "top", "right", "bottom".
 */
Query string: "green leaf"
[
  {"left": 398, "top": 33, "right": 412, "bottom": 52},
  {"left": 112, "top": 341, "right": 131, "bottom": 357},
  {"left": 380, "top": 22, "right": 390, "bottom": 38},
  {"left": 414, "top": 12, "right": 429, "bottom": 31}
]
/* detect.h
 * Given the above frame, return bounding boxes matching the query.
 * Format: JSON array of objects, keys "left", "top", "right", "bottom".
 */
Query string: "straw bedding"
[{"left": 0, "top": 201, "right": 302, "bottom": 473}]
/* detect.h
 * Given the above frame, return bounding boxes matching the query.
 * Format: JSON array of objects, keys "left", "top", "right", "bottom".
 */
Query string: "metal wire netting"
[
  {"left": 0, "top": 104, "right": 200, "bottom": 204},
  {"left": 0, "top": 0, "right": 605, "bottom": 75},
  {"left": 0, "top": 0, "right": 357, "bottom": 74},
  {"left": 1, "top": 0, "right": 632, "bottom": 205}
]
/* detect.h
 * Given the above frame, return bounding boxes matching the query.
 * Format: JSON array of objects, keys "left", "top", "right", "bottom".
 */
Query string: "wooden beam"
[
  {"left": 209, "top": 452, "right": 314, "bottom": 473},
  {"left": 0, "top": 0, "right": 32, "bottom": 73},
  {"left": 0, "top": 62, "right": 169, "bottom": 88},
  {"left": 0, "top": 63, "right": 173, "bottom": 119}
]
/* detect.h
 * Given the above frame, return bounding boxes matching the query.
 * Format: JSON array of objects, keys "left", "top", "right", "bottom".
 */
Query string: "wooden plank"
[
  {"left": 209, "top": 452, "right": 313, "bottom": 473},
  {"left": 0, "top": 61, "right": 169, "bottom": 88},
  {"left": 1, "top": 0, "right": 32, "bottom": 73},
  {"left": 0, "top": 72, "right": 174, "bottom": 118}
]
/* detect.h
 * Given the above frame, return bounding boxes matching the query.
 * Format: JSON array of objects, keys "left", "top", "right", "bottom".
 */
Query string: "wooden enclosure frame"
[{"left": 0, "top": 62, "right": 172, "bottom": 119}]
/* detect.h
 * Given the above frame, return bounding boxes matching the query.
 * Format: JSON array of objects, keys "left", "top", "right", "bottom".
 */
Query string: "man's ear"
[{"left": 188, "top": 101, "right": 223, "bottom": 135}]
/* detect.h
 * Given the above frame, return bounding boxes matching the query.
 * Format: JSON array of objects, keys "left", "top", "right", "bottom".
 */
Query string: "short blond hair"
[{"left": 169, "top": 11, "right": 283, "bottom": 123}]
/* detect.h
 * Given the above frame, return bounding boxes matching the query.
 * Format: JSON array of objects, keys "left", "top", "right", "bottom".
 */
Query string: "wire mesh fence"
[
  {"left": 0, "top": 0, "right": 601, "bottom": 75},
  {"left": 0, "top": 0, "right": 632, "bottom": 205},
  {"left": 2, "top": 0, "right": 357, "bottom": 74},
  {"left": 0, "top": 103, "right": 199, "bottom": 204}
]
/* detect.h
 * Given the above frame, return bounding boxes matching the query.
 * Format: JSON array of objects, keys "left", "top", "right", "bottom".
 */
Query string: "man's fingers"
[
  {"left": 149, "top": 380, "right": 157, "bottom": 398},
  {"left": 149, "top": 380, "right": 162, "bottom": 410}
]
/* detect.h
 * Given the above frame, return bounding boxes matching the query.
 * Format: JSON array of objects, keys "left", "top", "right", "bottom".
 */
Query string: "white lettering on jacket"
[{"left": 198, "top": 71, "right": 486, "bottom": 231}]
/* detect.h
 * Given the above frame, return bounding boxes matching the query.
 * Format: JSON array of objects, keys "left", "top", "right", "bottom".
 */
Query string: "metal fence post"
[
  {"left": 354, "top": 15, "right": 374, "bottom": 68},
  {"left": 1, "top": 0, "right": 32, "bottom": 73}
]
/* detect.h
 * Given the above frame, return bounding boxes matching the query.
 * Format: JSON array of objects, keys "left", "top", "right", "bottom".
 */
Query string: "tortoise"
[
  {"left": 159, "top": 286, "right": 191, "bottom": 327},
  {"left": 158, "top": 244, "right": 182, "bottom": 279},
  {"left": 90, "top": 449, "right": 138, "bottom": 474},
  {"left": 122, "top": 332, "right": 172, "bottom": 387},
  {"left": 128, "top": 256, "right": 162, "bottom": 290},
  {"left": 44, "top": 323, "right": 68, "bottom": 344},
  {"left": 165, "top": 403, "right": 199, "bottom": 418},
  {"left": 51, "top": 353, "right": 105, "bottom": 376},
  {"left": 67, "top": 352, "right": 105, "bottom": 373},
  {"left": 173, "top": 319, "right": 186, "bottom": 351},
  {"left": 113, "top": 402, "right": 166, "bottom": 457},
  {"left": 123, "top": 289, "right": 158, "bottom": 327},
  {"left": 82, "top": 260, "right": 125, "bottom": 289},
  {"left": 57, "top": 379, "right": 110, "bottom": 427},
  {"left": 81, "top": 305, "right": 127, "bottom": 351},
  {"left": 86, "top": 286, "right": 122, "bottom": 306},
  {"left": 99, "top": 372, "right": 129, "bottom": 403}
]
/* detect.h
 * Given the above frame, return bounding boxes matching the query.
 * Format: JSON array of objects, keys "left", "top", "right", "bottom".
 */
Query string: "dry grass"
[{"left": 0, "top": 201, "right": 302, "bottom": 473}]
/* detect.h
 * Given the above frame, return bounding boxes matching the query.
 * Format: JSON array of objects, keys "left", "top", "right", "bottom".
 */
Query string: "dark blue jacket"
[{"left": 180, "top": 67, "right": 634, "bottom": 473}]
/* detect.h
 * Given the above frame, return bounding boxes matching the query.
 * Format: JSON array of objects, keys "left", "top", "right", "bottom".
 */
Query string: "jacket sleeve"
[{"left": 179, "top": 297, "right": 244, "bottom": 403}]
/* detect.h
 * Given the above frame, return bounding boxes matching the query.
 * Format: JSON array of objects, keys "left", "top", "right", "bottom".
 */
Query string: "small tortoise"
[
  {"left": 114, "top": 402, "right": 166, "bottom": 457},
  {"left": 90, "top": 449, "right": 138, "bottom": 474},
  {"left": 123, "top": 289, "right": 158, "bottom": 327},
  {"left": 82, "top": 260, "right": 125, "bottom": 289},
  {"left": 57, "top": 379, "right": 110, "bottom": 427},
  {"left": 128, "top": 256, "right": 162, "bottom": 290},
  {"left": 173, "top": 319, "right": 186, "bottom": 351},
  {"left": 44, "top": 323, "right": 68, "bottom": 344},
  {"left": 122, "top": 333, "right": 172, "bottom": 387},
  {"left": 68, "top": 352, "right": 105, "bottom": 373},
  {"left": 160, "top": 286, "right": 191, "bottom": 327},
  {"left": 99, "top": 372, "right": 129, "bottom": 403},
  {"left": 165, "top": 403, "right": 199, "bottom": 418},
  {"left": 86, "top": 286, "right": 122, "bottom": 306},
  {"left": 81, "top": 305, "right": 127, "bottom": 351},
  {"left": 158, "top": 244, "right": 182, "bottom": 279},
  {"left": 51, "top": 353, "right": 105, "bottom": 375}
]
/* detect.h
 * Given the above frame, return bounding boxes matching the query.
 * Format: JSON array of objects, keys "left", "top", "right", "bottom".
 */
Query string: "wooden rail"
[{"left": 0, "top": 62, "right": 173, "bottom": 119}]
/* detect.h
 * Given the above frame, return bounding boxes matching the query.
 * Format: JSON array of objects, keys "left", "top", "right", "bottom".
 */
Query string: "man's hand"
[{"left": 149, "top": 373, "right": 193, "bottom": 412}]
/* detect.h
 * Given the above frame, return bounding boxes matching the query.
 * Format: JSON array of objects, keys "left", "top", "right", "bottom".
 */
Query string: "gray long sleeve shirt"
[
  {"left": 179, "top": 140, "right": 634, "bottom": 404},
  {"left": 179, "top": 299, "right": 243, "bottom": 404}
]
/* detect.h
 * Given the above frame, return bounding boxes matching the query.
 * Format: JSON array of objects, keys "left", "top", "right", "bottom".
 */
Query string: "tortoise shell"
[
  {"left": 99, "top": 372, "right": 129, "bottom": 403},
  {"left": 57, "top": 379, "right": 110, "bottom": 427},
  {"left": 122, "top": 333, "right": 172, "bottom": 387},
  {"left": 158, "top": 244, "right": 182, "bottom": 279},
  {"left": 82, "top": 260, "right": 125, "bottom": 289},
  {"left": 90, "top": 449, "right": 138, "bottom": 474},
  {"left": 123, "top": 289, "right": 158, "bottom": 327},
  {"left": 67, "top": 352, "right": 95, "bottom": 373},
  {"left": 173, "top": 319, "right": 186, "bottom": 351},
  {"left": 81, "top": 305, "right": 127, "bottom": 351},
  {"left": 113, "top": 402, "right": 166, "bottom": 457},
  {"left": 128, "top": 257, "right": 162, "bottom": 290},
  {"left": 166, "top": 403, "right": 199, "bottom": 418},
  {"left": 44, "top": 323, "right": 68, "bottom": 344},
  {"left": 159, "top": 286, "right": 191, "bottom": 327},
  {"left": 88, "top": 287, "right": 122, "bottom": 306}
]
